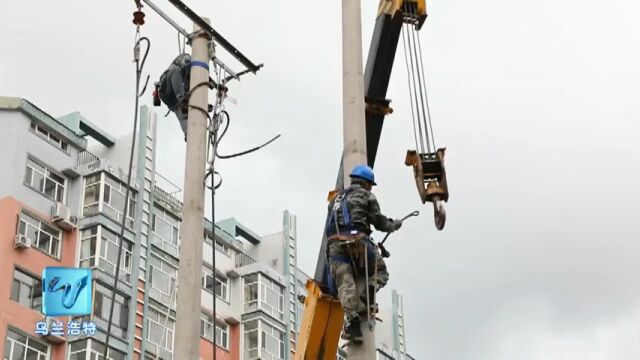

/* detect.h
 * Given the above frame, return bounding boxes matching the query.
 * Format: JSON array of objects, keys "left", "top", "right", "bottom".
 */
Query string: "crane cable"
[
  {"left": 401, "top": 3, "right": 437, "bottom": 155},
  {"left": 102, "top": 16, "right": 150, "bottom": 360}
]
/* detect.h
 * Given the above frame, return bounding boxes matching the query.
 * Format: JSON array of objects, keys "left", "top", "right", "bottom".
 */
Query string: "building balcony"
[{"left": 77, "top": 150, "right": 100, "bottom": 167}]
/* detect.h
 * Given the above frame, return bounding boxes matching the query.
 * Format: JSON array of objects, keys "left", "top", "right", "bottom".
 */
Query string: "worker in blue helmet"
[{"left": 325, "top": 164, "right": 402, "bottom": 342}]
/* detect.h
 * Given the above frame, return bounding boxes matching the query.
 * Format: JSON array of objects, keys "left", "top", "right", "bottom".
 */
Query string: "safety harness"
[{"left": 324, "top": 187, "right": 378, "bottom": 297}]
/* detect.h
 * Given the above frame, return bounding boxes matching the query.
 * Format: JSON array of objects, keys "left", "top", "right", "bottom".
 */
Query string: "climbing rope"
[
  {"left": 401, "top": 2, "right": 437, "bottom": 155},
  {"left": 102, "top": 4, "right": 150, "bottom": 359}
]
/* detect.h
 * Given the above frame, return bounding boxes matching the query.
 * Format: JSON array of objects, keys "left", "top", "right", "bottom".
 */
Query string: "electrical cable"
[
  {"left": 213, "top": 110, "right": 282, "bottom": 159},
  {"left": 209, "top": 113, "right": 218, "bottom": 360},
  {"left": 102, "top": 34, "right": 150, "bottom": 360}
]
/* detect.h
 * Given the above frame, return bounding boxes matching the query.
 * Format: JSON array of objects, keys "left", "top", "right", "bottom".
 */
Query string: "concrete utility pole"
[
  {"left": 174, "top": 19, "right": 211, "bottom": 360},
  {"left": 341, "top": 0, "right": 377, "bottom": 358},
  {"left": 341, "top": 0, "right": 368, "bottom": 185}
]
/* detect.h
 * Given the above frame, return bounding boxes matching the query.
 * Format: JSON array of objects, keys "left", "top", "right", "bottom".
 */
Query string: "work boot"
[{"left": 345, "top": 316, "right": 363, "bottom": 343}]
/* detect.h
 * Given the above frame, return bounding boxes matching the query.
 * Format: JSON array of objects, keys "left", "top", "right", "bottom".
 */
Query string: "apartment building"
[{"left": 0, "top": 96, "right": 414, "bottom": 360}]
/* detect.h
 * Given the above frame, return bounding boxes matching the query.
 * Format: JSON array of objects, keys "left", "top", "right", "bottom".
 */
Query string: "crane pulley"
[{"left": 400, "top": 0, "right": 449, "bottom": 230}]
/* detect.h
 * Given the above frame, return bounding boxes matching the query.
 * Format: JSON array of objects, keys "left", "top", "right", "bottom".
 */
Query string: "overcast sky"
[{"left": 2, "top": 1, "right": 640, "bottom": 359}]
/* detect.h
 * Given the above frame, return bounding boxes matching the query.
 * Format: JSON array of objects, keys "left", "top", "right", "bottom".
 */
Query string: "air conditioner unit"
[
  {"left": 14, "top": 234, "right": 31, "bottom": 249},
  {"left": 51, "top": 203, "right": 77, "bottom": 231}
]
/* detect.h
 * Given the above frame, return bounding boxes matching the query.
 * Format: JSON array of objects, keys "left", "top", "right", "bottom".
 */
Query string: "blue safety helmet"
[{"left": 350, "top": 164, "right": 376, "bottom": 185}]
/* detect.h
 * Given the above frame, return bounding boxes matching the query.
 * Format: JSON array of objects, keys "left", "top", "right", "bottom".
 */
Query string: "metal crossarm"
[{"left": 167, "top": 0, "right": 263, "bottom": 73}]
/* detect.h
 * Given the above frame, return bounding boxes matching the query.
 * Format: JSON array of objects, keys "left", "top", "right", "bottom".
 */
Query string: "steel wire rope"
[
  {"left": 408, "top": 4, "right": 432, "bottom": 154},
  {"left": 102, "top": 33, "right": 150, "bottom": 360},
  {"left": 401, "top": 21, "right": 421, "bottom": 154},
  {"left": 415, "top": 19, "right": 437, "bottom": 150},
  {"left": 403, "top": 8, "right": 429, "bottom": 155}
]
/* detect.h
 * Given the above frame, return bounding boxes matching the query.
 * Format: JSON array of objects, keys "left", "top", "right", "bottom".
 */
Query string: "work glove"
[{"left": 392, "top": 219, "right": 402, "bottom": 231}]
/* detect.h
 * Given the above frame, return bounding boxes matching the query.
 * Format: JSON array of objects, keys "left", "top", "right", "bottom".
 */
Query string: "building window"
[
  {"left": 82, "top": 173, "right": 101, "bottom": 217},
  {"left": 93, "top": 283, "right": 129, "bottom": 338},
  {"left": 212, "top": 236, "right": 230, "bottom": 256},
  {"left": 244, "top": 320, "right": 259, "bottom": 359},
  {"left": 17, "top": 211, "right": 62, "bottom": 259},
  {"left": 24, "top": 156, "right": 66, "bottom": 203},
  {"left": 151, "top": 207, "right": 180, "bottom": 256},
  {"left": 243, "top": 319, "right": 284, "bottom": 360},
  {"left": 103, "top": 174, "right": 136, "bottom": 227},
  {"left": 68, "top": 339, "right": 126, "bottom": 360},
  {"left": 148, "top": 254, "right": 178, "bottom": 307},
  {"left": 79, "top": 226, "right": 132, "bottom": 283},
  {"left": 145, "top": 307, "right": 175, "bottom": 359},
  {"left": 10, "top": 268, "right": 42, "bottom": 311},
  {"left": 244, "top": 273, "right": 285, "bottom": 320},
  {"left": 200, "top": 313, "right": 229, "bottom": 349},
  {"left": 30, "top": 122, "right": 69, "bottom": 152},
  {"left": 4, "top": 328, "right": 49, "bottom": 360},
  {"left": 203, "top": 267, "right": 228, "bottom": 302},
  {"left": 244, "top": 274, "right": 259, "bottom": 313},
  {"left": 82, "top": 173, "right": 136, "bottom": 229}
]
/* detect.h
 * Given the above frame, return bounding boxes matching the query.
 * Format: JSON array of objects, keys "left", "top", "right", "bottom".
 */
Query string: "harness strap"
[{"left": 329, "top": 255, "right": 352, "bottom": 264}]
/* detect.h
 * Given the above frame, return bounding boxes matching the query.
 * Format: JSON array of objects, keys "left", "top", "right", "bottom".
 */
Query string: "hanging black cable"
[
  {"left": 208, "top": 63, "right": 223, "bottom": 360},
  {"left": 102, "top": 34, "right": 150, "bottom": 360},
  {"left": 213, "top": 111, "right": 282, "bottom": 159},
  {"left": 209, "top": 121, "right": 217, "bottom": 360}
]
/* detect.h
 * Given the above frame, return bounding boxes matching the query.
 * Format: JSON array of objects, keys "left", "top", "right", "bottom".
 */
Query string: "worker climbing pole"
[
  {"left": 399, "top": 0, "right": 449, "bottom": 230},
  {"left": 299, "top": 0, "right": 451, "bottom": 358}
]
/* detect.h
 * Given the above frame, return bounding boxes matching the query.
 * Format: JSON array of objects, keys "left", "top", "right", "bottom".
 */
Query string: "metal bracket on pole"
[
  {"left": 141, "top": 0, "right": 260, "bottom": 79},
  {"left": 141, "top": 0, "right": 189, "bottom": 37},
  {"left": 167, "top": 0, "right": 263, "bottom": 74}
]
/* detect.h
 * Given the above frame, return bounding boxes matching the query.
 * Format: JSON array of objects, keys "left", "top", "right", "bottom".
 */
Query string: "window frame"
[
  {"left": 78, "top": 226, "right": 133, "bottom": 284},
  {"left": 10, "top": 267, "right": 43, "bottom": 312},
  {"left": 148, "top": 254, "right": 178, "bottom": 307},
  {"left": 200, "top": 313, "right": 229, "bottom": 349},
  {"left": 24, "top": 156, "right": 67, "bottom": 203},
  {"left": 4, "top": 327, "right": 50, "bottom": 360},
  {"left": 92, "top": 282, "right": 130, "bottom": 338},
  {"left": 17, "top": 210, "right": 62, "bottom": 259},
  {"left": 242, "top": 319, "right": 285, "bottom": 360},
  {"left": 68, "top": 338, "right": 127, "bottom": 360},
  {"left": 145, "top": 307, "right": 175, "bottom": 356},
  {"left": 29, "top": 121, "right": 70, "bottom": 153},
  {"left": 203, "top": 267, "right": 229, "bottom": 302},
  {"left": 81, "top": 173, "right": 136, "bottom": 229},
  {"left": 102, "top": 174, "right": 136, "bottom": 228},
  {"left": 151, "top": 206, "right": 180, "bottom": 256}
]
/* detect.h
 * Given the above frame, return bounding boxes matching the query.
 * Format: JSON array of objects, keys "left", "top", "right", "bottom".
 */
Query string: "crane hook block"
[{"left": 405, "top": 148, "right": 449, "bottom": 229}]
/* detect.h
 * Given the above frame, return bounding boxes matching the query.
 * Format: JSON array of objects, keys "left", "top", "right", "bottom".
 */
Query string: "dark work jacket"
[{"left": 327, "top": 182, "right": 396, "bottom": 236}]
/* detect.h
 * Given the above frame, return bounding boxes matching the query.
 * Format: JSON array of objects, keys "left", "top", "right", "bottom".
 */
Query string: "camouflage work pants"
[{"left": 328, "top": 239, "right": 389, "bottom": 321}]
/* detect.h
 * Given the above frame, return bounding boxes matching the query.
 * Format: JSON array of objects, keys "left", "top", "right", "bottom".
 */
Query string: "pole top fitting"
[{"left": 133, "top": 10, "right": 145, "bottom": 26}]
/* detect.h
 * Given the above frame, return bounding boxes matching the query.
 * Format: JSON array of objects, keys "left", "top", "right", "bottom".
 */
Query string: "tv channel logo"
[{"left": 42, "top": 267, "right": 92, "bottom": 317}]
